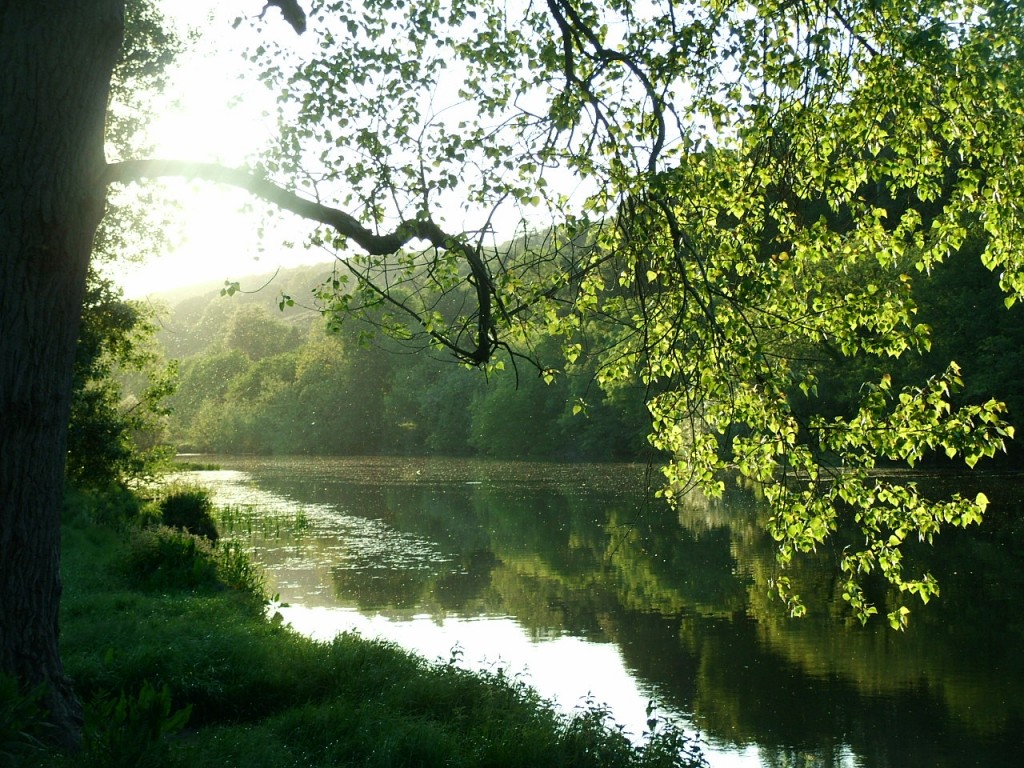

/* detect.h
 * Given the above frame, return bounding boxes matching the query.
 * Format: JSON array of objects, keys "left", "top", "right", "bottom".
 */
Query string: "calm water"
[{"left": 183, "top": 456, "right": 1024, "bottom": 767}]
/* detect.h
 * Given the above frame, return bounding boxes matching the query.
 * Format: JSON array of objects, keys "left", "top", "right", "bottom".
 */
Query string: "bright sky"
[
  {"left": 108, "top": 0, "right": 588, "bottom": 300},
  {"left": 107, "top": 1, "right": 328, "bottom": 299}
]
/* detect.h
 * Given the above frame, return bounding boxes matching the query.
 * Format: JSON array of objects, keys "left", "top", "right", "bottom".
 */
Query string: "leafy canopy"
[
  {"left": 67, "top": 0, "right": 182, "bottom": 490},
  {"left": 235, "top": 0, "right": 1024, "bottom": 627}
]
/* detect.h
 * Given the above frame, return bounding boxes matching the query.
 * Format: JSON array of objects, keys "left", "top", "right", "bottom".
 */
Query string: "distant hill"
[{"left": 153, "top": 261, "right": 339, "bottom": 360}]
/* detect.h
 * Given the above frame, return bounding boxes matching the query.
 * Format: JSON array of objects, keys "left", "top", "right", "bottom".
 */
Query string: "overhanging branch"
[{"left": 106, "top": 158, "right": 496, "bottom": 363}]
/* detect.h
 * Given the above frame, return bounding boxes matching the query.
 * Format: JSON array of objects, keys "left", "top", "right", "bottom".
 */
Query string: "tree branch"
[
  {"left": 258, "top": 0, "right": 307, "bottom": 35},
  {"left": 106, "top": 158, "right": 496, "bottom": 363}
]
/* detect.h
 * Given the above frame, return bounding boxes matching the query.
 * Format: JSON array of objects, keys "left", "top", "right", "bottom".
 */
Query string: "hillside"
[
  {"left": 153, "top": 259, "right": 654, "bottom": 460},
  {"left": 154, "top": 261, "right": 337, "bottom": 360}
]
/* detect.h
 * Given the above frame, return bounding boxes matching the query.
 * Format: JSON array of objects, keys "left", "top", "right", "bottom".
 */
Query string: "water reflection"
[
  {"left": 187, "top": 456, "right": 1024, "bottom": 767},
  {"left": 281, "top": 606, "right": 661, "bottom": 737}
]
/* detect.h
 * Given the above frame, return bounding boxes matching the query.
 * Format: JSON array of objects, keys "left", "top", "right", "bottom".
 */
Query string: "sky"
[
  {"left": 107, "top": 1, "right": 329, "bottom": 299},
  {"left": 107, "top": 0, "right": 587, "bottom": 300}
]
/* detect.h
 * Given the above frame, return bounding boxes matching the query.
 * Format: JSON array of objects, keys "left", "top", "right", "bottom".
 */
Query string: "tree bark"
[{"left": 0, "top": 0, "right": 124, "bottom": 748}]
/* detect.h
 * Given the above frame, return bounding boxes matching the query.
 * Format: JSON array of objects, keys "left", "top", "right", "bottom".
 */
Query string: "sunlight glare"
[{"left": 108, "top": 0, "right": 323, "bottom": 298}]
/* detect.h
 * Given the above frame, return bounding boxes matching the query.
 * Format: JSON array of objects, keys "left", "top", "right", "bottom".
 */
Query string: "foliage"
[
  {"left": 97, "top": 0, "right": 185, "bottom": 264},
  {"left": 224, "top": 0, "right": 1024, "bottom": 625},
  {"left": 80, "top": 682, "right": 190, "bottom": 768},
  {"left": 124, "top": 526, "right": 221, "bottom": 591},
  {"left": 106, "top": 0, "right": 182, "bottom": 162},
  {"left": 68, "top": 271, "right": 177, "bottom": 489},
  {"left": 62, "top": 484, "right": 144, "bottom": 531},
  {"left": 170, "top": 349, "right": 253, "bottom": 444},
  {"left": 0, "top": 673, "right": 47, "bottom": 767},
  {"left": 222, "top": 304, "right": 304, "bottom": 362},
  {"left": 161, "top": 276, "right": 653, "bottom": 461},
  {"left": 157, "top": 483, "right": 219, "bottom": 542},
  {"left": 66, "top": 0, "right": 181, "bottom": 491},
  {"left": 123, "top": 522, "right": 266, "bottom": 598}
]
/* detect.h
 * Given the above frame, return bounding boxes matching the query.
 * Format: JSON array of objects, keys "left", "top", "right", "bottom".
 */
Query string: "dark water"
[{"left": 184, "top": 456, "right": 1024, "bottom": 767}]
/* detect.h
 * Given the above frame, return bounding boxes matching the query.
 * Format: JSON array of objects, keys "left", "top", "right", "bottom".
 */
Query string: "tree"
[
  {"left": 4, "top": 0, "right": 1024, "bottom": 747},
  {"left": 1, "top": 0, "right": 177, "bottom": 744},
  {"left": 222, "top": 304, "right": 304, "bottom": 361},
  {"left": 67, "top": 270, "right": 176, "bottom": 488},
  {"left": 1, "top": 1, "right": 127, "bottom": 745},
  {"left": 236, "top": 0, "right": 1024, "bottom": 628}
]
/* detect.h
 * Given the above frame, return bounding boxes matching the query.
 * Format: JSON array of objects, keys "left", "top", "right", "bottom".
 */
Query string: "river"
[{"left": 180, "top": 455, "right": 1024, "bottom": 767}]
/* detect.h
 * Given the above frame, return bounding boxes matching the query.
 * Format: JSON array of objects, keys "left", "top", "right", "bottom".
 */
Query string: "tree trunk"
[{"left": 0, "top": 0, "right": 124, "bottom": 748}]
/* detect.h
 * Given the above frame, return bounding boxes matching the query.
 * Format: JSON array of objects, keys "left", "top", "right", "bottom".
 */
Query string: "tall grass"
[{"left": 213, "top": 503, "right": 310, "bottom": 540}]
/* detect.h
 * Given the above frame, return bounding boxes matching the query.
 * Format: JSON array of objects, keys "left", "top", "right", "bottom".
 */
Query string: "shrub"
[
  {"left": 62, "top": 484, "right": 141, "bottom": 530},
  {"left": 124, "top": 526, "right": 219, "bottom": 591},
  {"left": 158, "top": 484, "right": 218, "bottom": 542},
  {"left": 123, "top": 525, "right": 266, "bottom": 600}
]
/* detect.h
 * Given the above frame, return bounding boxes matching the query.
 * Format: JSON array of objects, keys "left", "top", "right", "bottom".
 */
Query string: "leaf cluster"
[
  {"left": 218, "top": 0, "right": 1024, "bottom": 624},
  {"left": 68, "top": 271, "right": 177, "bottom": 489}
]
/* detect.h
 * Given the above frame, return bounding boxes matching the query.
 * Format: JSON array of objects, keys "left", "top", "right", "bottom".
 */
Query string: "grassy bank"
[{"left": 13, "top": 488, "right": 704, "bottom": 768}]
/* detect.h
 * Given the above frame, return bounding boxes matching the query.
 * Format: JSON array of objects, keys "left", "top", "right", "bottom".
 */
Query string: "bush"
[
  {"left": 123, "top": 525, "right": 265, "bottom": 599},
  {"left": 63, "top": 485, "right": 141, "bottom": 530},
  {"left": 158, "top": 484, "right": 218, "bottom": 542},
  {"left": 124, "top": 526, "right": 219, "bottom": 591}
]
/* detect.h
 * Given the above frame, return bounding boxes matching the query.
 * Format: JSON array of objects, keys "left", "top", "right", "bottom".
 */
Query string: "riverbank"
[{"left": 19, "top": 488, "right": 703, "bottom": 768}]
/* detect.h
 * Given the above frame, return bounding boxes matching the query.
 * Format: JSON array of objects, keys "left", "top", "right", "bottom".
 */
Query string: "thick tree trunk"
[{"left": 0, "top": 0, "right": 124, "bottom": 748}]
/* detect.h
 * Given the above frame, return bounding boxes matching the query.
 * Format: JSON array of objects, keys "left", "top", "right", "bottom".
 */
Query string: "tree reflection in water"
[{"left": 193, "top": 457, "right": 1024, "bottom": 767}]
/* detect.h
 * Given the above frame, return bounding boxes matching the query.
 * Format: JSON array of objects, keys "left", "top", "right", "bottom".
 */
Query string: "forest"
[
  {"left": 155, "top": 258, "right": 651, "bottom": 460},
  {"left": 127, "top": 230, "right": 1024, "bottom": 466}
]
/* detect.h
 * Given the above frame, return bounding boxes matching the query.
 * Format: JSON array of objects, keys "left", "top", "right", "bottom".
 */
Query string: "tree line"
[
  {"left": 157, "top": 261, "right": 653, "bottom": 461},
  {"left": 146, "top": 222, "right": 1024, "bottom": 467}
]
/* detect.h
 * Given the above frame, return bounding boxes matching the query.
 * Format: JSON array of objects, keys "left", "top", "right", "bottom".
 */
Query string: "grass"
[
  {"left": 171, "top": 460, "right": 222, "bottom": 472},
  {"left": 20, "top": 489, "right": 706, "bottom": 768},
  {"left": 213, "top": 503, "right": 311, "bottom": 540}
]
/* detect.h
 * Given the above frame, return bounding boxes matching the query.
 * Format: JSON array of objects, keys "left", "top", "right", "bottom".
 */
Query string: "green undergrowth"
[
  {"left": 24, "top": 488, "right": 705, "bottom": 768},
  {"left": 171, "top": 460, "right": 222, "bottom": 472}
]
